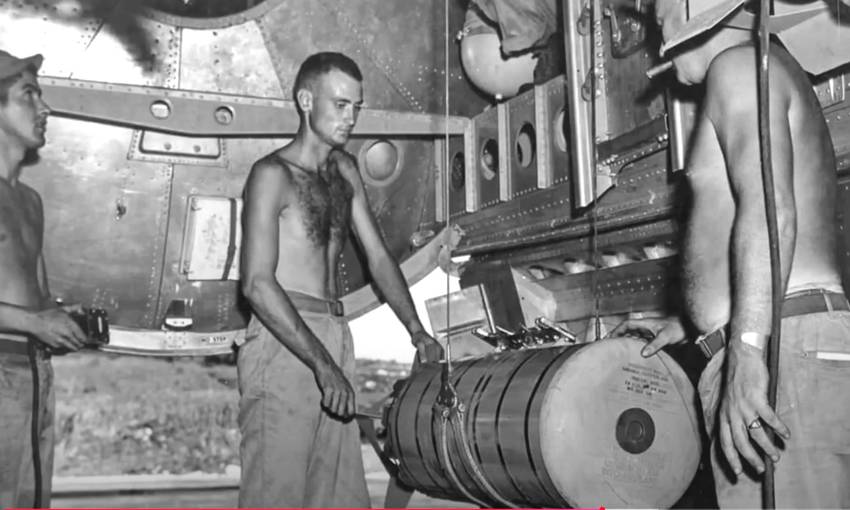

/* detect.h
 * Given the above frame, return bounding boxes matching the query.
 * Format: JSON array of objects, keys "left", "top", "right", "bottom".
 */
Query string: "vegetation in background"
[{"left": 51, "top": 352, "right": 409, "bottom": 476}]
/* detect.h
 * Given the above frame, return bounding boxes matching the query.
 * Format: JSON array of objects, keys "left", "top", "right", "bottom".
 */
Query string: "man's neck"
[
  {"left": 0, "top": 136, "right": 25, "bottom": 185},
  {"left": 282, "top": 131, "right": 335, "bottom": 172}
]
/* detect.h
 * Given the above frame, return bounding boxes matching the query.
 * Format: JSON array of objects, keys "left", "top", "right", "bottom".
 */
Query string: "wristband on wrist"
[{"left": 739, "top": 331, "right": 768, "bottom": 350}]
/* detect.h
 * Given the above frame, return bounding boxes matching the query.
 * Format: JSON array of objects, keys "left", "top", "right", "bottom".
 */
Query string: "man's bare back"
[
  {"left": 255, "top": 150, "right": 354, "bottom": 300},
  {"left": 682, "top": 43, "right": 842, "bottom": 334},
  {"left": 0, "top": 179, "right": 45, "bottom": 308}
]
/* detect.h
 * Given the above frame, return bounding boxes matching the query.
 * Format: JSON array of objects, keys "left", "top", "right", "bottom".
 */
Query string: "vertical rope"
[{"left": 442, "top": 0, "right": 453, "bottom": 375}]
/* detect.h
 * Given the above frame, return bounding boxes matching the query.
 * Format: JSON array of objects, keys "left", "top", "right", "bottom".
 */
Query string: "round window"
[
  {"left": 142, "top": 0, "right": 268, "bottom": 18},
  {"left": 450, "top": 152, "right": 465, "bottom": 191},
  {"left": 480, "top": 139, "right": 498, "bottom": 181},
  {"left": 362, "top": 140, "right": 401, "bottom": 185},
  {"left": 516, "top": 122, "right": 536, "bottom": 168}
]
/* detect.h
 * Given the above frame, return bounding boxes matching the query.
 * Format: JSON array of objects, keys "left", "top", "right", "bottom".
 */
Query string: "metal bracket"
[
  {"left": 604, "top": 4, "right": 647, "bottom": 58},
  {"left": 815, "top": 73, "right": 847, "bottom": 109},
  {"left": 99, "top": 326, "right": 243, "bottom": 356}
]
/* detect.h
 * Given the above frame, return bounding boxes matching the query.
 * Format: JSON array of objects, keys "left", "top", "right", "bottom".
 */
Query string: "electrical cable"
[
  {"left": 436, "top": 412, "right": 490, "bottom": 507},
  {"left": 27, "top": 340, "right": 43, "bottom": 509},
  {"left": 755, "top": 0, "right": 780, "bottom": 507},
  {"left": 451, "top": 410, "right": 517, "bottom": 507}
]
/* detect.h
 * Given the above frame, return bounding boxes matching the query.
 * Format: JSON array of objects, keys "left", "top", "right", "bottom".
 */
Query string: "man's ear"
[{"left": 297, "top": 89, "right": 313, "bottom": 112}]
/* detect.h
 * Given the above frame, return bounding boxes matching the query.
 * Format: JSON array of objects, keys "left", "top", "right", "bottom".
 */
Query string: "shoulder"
[
  {"left": 17, "top": 182, "right": 43, "bottom": 212},
  {"left": 705, "top": 44, "right": 791, "bottom": 117},
  {"left": 17, "top": 182, "right": 42, "bottom": 201},
  {"left": 247, "top": 153, "right": 294, "bottom": 189},
  {"left": 705, "top": 45, "right": 758, "bottom": 100},
  {"left": 706, "top": 43, "right": 796, "bottom": 97},
  {"left": 243, "top": 154, "right": 295, "bottom": 210}
]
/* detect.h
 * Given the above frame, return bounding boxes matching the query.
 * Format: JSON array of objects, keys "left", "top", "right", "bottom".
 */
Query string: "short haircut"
[
  {"left": 292, "top": 52, "right": 362, "bottom": 109},
  {"left": 0, "top": 72, "right": 22, "bottom": 105}
]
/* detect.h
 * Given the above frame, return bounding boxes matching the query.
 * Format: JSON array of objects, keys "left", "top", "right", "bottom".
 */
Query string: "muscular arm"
[
  {"left": 0, "top": 186, "right": 84, "bottom": 347},
  {"left": 707, "top": 47, "right": 794, "bottom": 472},
  {"left": 0, "top": 294, "right": 81, "bottom": 345},
  {"left": 37, "top": 253, "right": 51, "bottom": 305},
  {"left": 0, "top": 301, "right": 42, "bottom": 336},
  {"left": 240, "top": 160, "right": 339, "bottom": 373},
  {"left": 705, "top": 49, "right": 795, "bottom": 343},
  {"left": 334, "top": 153, "right": 425, "bottom": 337}
]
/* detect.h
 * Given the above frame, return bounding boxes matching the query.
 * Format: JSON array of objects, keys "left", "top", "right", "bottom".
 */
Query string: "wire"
[
  {"left": 755, "top": 0, "right": 780, "bottom": 507},
  {"left": 442, "top": 0, "right": 453, "bottom": 378},
  {"left": 28, "top": 340, "right": 43, "bottom": 509}
]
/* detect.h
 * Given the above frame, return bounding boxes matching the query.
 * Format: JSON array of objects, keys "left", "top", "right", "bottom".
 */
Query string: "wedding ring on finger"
[{"left": 747, "top": 418, "right": 762, "bottom": 431}]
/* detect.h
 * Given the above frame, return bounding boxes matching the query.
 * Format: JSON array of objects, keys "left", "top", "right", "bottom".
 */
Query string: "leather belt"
[
  {"left": 696, "top": 289, "right": 850, "bottom": 359},
  {"left": 0, "top": 334, "right": 33, "bottom": 356},
  {"left": 288, "top": 290, "right": 344, "bottom": 317}
]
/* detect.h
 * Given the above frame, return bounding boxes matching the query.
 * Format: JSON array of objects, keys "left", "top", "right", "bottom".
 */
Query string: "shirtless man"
[
  {"left": 238, "top": 52, "right": 443, "bottom": 508},
  {"left": 0, "top": 50, "right": 87, "bottom": 507},
  {"left": 614, "top": 0, "right": 850, "bottom": 506}
]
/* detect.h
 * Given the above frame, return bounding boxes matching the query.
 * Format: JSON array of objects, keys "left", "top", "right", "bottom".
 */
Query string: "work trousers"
[
  {"left": 699, "top": 309, "right": 850, "bottom": 508},
  {"left": 237, "top": 313, "right": 370, "bottom": 508},
  {"left": 0, "top": 350, "right": 54, "bottom": 508}
]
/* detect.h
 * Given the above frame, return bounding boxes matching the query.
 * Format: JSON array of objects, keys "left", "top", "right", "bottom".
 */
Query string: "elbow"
[
  {"left": 775, "top": 197, "right": 797, "bottom": 244},
  {"left": 778, "top": 214, "right": 795, "bottom": 244},
  {"left": 240, "top": 274, "right": 264, "bottom": 304}
]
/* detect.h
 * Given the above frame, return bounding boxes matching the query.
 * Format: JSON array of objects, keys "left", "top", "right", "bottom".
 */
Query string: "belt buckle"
[
  {"left": 695, "top": 327, "right": 726, "bottom": 359},
  {"left": 695, "top": 334, "right": 713, "bottom": 358},
  {"left": 330, "top": 300, "right": 344, "bottom": 317}
]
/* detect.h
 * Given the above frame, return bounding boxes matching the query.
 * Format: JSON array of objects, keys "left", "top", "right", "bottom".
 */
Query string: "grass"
[{"left": 51, "top": 351, "right": 408, "bottom": 476}]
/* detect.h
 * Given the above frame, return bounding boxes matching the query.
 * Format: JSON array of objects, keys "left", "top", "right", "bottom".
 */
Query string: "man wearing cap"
[
  {"left": 0, "top": 50, "right": 87, "bottom": 507},
  {"left": 613, "top": 0, "right": 850, "bottom": 507},
  {"left": 238, "top": 51, "right": 443, "bottom": 507}
]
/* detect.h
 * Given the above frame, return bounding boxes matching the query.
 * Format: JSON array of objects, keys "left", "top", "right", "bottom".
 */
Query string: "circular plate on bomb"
[{"left": 539, "top": 337, "right": 701, "bottom": 508}]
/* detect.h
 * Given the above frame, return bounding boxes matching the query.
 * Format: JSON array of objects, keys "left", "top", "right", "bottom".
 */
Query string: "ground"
[{"left": 51, "top": 351, "right": 409, "bottom": 476}]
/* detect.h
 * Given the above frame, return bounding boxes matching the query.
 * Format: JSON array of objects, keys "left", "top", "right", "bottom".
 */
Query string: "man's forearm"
[
  {"left": 370, "top": 255, "right": 425, "bottom": 335},
  {"left": 0, "top": 302, "right": 40, "bottom": 336},
  {"left": 729, "top": 206, "right": 795, "bottom": 343},
  {"left": 242, "top": 277, "right": 338, "bottom": 371}
]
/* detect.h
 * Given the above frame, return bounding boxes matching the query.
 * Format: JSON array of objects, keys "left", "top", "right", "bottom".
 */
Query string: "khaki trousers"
[
  {"left": 237, "top": 313, "right": 370, "bottom": 508},
  {"left": 699, "top": 309, "right": 850, "bottom": 508},
  {"left": 0, "top": 350, "right": 54, "bottom": 509}
]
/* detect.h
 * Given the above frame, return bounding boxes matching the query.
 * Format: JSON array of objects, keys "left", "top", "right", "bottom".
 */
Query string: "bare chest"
[
  {"left": 0, "top": 191, "right": 42, "bottom": 261},
  {"left": 289, "top": 167, "right": 352, "bottom": 247}
]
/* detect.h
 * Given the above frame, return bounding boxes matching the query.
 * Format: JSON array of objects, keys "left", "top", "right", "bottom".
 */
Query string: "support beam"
[{"left": 41, "top": 77, "right": 471, "bottom": 137}]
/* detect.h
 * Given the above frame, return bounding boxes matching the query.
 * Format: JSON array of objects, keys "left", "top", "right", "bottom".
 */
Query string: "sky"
[{"left": 349, "top": 267, "right": 459, "bottom": 363}]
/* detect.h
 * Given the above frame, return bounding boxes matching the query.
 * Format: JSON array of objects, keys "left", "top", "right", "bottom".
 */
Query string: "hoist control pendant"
[{"left": 383, "top": 338, "right": 701, "bottom": 508}]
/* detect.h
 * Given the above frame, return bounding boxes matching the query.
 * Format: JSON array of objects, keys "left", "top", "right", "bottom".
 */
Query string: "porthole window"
[
  {"left": 450, "top": 152, "right": 465, "bottom": 191},
  {"left": 142, "top": 0, "right": 268, "bottom": 18},
  {"left": 516, "top": 122, "right": 536, "bottom": 168},
  {"left": 555, "top": 108, "right": 568, "bottom": 153},
  {"left": 480, "top": 139, "right": 498, "bottom": 181},
  {"left": 361, "top": 139, "right": 401, "bottom": 186}
]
